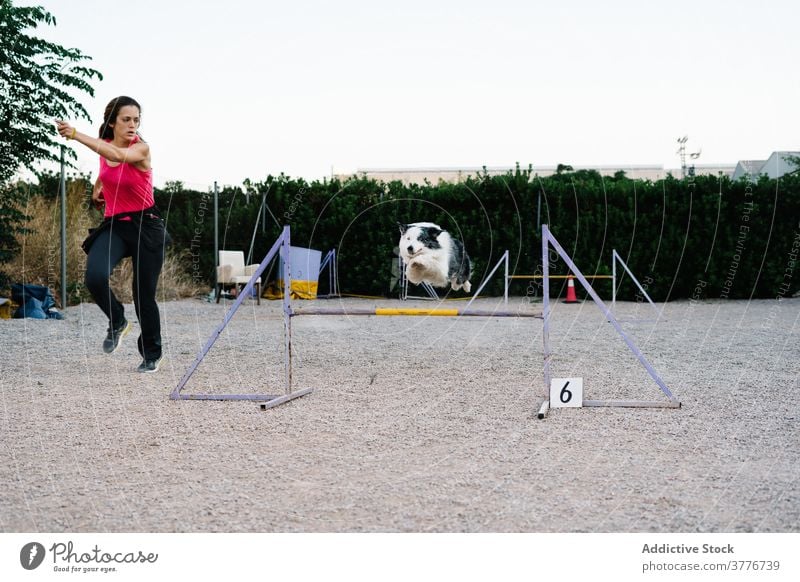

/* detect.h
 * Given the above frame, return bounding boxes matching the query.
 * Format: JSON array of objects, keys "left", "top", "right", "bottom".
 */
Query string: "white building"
[
  {"left": 731, "top": 160, "right": 766, "bottom": 181},
  {"left": 731, "top": 151, "right": 800, "bottom": 181},
  {"left": 759, "top": 151, "right": 800, "bottom": 179},
  {"left": 340, "top": 163, "right": 735, "bottom": 185}
]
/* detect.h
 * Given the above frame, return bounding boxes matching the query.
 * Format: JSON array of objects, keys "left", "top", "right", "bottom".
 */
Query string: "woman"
[{"left": 57, "top": 96, "right": 169, "bottom": 373}]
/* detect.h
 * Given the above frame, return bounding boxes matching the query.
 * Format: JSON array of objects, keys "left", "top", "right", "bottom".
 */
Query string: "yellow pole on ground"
[{"left": 375, "top": 308, "right": 460, "bottom": 316}]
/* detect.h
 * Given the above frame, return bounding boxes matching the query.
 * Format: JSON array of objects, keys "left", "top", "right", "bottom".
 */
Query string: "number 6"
[{"left": 560, "top": 381, "right": 572, "bottom": 403}]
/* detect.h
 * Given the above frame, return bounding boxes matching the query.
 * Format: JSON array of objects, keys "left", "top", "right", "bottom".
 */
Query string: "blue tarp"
[{"left": 11, "top": 284, "right": 64, "bottom": 320}]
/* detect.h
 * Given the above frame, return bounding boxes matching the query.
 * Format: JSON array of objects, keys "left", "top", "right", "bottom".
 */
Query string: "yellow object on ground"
[
  {"left": 374, "top": 308, "right": 460, "bottom": 316},
  {"left": 264, "top": 280, "right": 319, "bottom": 300},
  {"left": 0, "top": 299, "right": 17, "bottom": 319}
]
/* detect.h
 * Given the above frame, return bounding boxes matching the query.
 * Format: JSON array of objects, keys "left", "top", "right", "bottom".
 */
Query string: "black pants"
[{"left": 85, "top": 221, "right": 164, "bottom": 360}]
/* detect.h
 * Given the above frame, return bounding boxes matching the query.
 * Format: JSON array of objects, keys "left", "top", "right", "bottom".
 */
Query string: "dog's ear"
[
  {"left": 398, "top": 222, "right": 409, "bottom": 235},
  {"left": 427, "top": 227, "right": 442, "bottom": 239}
]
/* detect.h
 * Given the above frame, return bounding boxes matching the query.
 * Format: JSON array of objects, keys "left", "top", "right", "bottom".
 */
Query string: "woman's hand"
[
  {"left": 92, "top": 178, "right": 105, "bottom": 211},
  {"left": 55, "top": 120, "right": 76, "bottom": 140},
  {"left": 92, "top": 189, "right": 105, "bottom": 211}
]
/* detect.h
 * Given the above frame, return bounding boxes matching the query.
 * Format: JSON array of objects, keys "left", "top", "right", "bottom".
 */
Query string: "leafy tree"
[
  {"left": 0, "top": 1, "right": 102, "bottom": 284},
  {"left": 787, "top": 155, "right": 800, "bottom": 174},
  {"left": 0, "top": 182, "right": 31, "bottom": 284}
]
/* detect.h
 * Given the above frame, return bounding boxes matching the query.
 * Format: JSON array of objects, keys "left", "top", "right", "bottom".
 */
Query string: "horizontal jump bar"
[
  {"left": 507, "top": 275, "right": 614, "bottom": 279},
  {"left": 292, "top": 308, "right": 542, "bottom": 318}
]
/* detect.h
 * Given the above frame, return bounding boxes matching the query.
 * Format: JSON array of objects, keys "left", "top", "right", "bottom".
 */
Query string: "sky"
[{"left": 20, "top": 0, "right": 800, "bottom": 189}]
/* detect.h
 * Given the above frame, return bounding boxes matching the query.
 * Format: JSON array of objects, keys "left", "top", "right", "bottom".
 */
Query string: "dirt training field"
[{"left": 1, "top": 296, "right": 798, "bottom": 532}]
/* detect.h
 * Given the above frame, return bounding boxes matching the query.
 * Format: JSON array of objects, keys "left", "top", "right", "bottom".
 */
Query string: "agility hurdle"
[
  {"left": 481, "top": 248, "right": 652, "bottom": 309},
  {"left": 474, "top": 250, "right": 614, "bottom": 305},
  {"left": 172, "top": 224, "right": 677, "bottom": 417}
]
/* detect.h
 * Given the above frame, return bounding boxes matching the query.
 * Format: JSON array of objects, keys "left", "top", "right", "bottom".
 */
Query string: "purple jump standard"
[{"left": 539, "top": 224, "right": 680, "bottom": 419}]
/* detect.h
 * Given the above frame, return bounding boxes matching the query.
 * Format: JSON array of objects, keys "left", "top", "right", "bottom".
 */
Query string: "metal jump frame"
[
  {"left": 170, "top": 226, "right": 312, "bottom": 409},
  {"left": 483, "top": 249, "right": 656, "bottom": 310},
  {"left": 538, "top": 224, "right": 680, "bottom": 419},
  {"left": 171, "top": 225, "right": 678, "bottom": 417}
]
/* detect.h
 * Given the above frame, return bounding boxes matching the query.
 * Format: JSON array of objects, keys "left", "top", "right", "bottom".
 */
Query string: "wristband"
[{"left": 67, "top": 128, "right": 76, "bottom": 140}]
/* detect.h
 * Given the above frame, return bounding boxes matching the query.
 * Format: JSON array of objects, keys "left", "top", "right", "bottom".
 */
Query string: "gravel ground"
[{"left": 0, "top": 295, "right": 798, "bottom": 532}]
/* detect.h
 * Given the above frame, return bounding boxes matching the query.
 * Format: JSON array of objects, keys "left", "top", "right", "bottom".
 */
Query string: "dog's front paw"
[
  {"left": 462, "top": 281, "right": 472, "bottom": 293},
  {"left": 406, "top": 261, "right": 425, "bottom": 284},
  {"left": 408, "top": 261, "right": 423, "bottom": 275}
]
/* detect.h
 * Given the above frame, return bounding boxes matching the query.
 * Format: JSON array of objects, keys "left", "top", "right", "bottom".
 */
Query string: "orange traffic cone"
[{"left": 563, "top": 275, "right": 578, "bottom": 303}]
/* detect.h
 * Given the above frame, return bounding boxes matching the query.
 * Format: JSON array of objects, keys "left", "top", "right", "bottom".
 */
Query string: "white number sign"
[{"left": 550, "top": 378, "right": 583, "bottom": 408}]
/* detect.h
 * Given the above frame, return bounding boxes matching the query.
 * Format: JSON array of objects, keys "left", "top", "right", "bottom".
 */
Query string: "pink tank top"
[{"left": 98, "top": 136, "right": 155, "bottom": 219}]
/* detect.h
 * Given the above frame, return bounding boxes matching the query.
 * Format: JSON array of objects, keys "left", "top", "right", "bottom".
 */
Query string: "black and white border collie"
[{"left": 398, "top": 222, "right": 472, "bottom": 293}]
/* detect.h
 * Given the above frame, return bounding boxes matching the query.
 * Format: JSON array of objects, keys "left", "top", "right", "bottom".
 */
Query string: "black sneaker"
[
  {"left": 137, "top": 355, "right": 164, "bottom": 373},
  {"left": 103, "top": 319, "right": 131, "bottom": 354}
]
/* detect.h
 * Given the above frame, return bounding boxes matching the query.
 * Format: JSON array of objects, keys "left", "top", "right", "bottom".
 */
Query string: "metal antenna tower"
[
  {"left": 676, "top": 136, "right": 701, "bottom": 178},
  {"left": 676, "top": 136, "right": 688, "bottom": 178}
]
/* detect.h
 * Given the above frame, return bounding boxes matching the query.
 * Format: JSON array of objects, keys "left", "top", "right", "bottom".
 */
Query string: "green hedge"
[{"left": 154, "top": 169, "right": 800, "bottom": 301}]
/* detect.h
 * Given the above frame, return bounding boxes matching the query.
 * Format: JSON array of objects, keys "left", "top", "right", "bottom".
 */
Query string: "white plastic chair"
[{"left": 216, "top": 250, "right": 261, "bottom": 305}]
